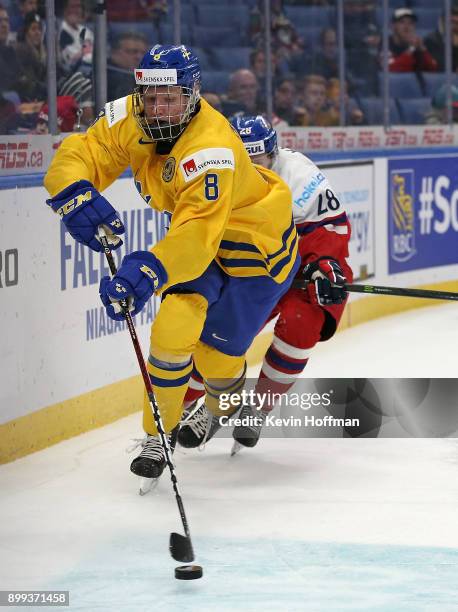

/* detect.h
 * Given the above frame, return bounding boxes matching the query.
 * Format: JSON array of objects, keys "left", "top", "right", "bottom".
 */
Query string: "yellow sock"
[
  {"left": 143, "top": 293, "right": 208, "bottom": 435},
  {"left": 143, "top": 355, "right": 193, "bottom": 434},
  {"left": 194, "top": 341, "right": 246, "bottom": 417}
]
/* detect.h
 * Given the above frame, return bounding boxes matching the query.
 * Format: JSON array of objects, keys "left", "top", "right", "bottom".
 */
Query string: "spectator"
[
  {"left": 299, "top": 74, "right": 337, "bottom": 126},
  {"left": 250, "top": 49, "right": 286, "bottom": 91},
  {"left": 145, "top": 0, "right": 168, "bottom": 21},
  {"left": 425, "top": 84, "right": 458, "bottom": 124},
  {"left": 15, "top": 100, "right": 43, "bottom": 132},
  {"left": 344, "top": 0, "right": 377, "bottom": 49},
  {"left": 326, "top": 78, "right": 364, "bottom": 125},
  {"left": 34, "top": 96, "right": 79, "bottom": 134},
  {"left": 291, "top": 27, "right": 338, "bottom": 80},
  {"left": 0, "top": 5, "right": 19, "bottom": 94},
  {"left": 16, "top": 12, "right": 47, "bottom": 102},
  {"left": 107, "top": 0, "right": 167, "bottom": 22},
  {"left": 249, "top": 0, "right": 303, "bottom": 65},
  {"left": 221, "top": 69, "right": 260, "bottom": 117},
  {"left": 312, "top": 28, "right": 338, "bottom": 79},
  {"left": 424, "top": 2, "right": 458, "bottom": 73},
  {"left": 8, "top": 0, "right": 38, "bottom": 38},
  {"left": 272, "top": 13, "right": 304, "bottom": 66},
  {"left": 107, "top": 1, "right": 168, "bottom": 41},
  {"left": 389, "top": 8, "right": 438, "bottom": 73},
  {"left": 251, "top": 49, "right": 277, "bottom": 81},
  {"left": 0, "top": 5, "right": 21, "bottom": 133},
  {"left": 107, "top": 32, "right": 148, "bottom": 101},
  {"left": 58, "top": 0, "right": 94, "bottom": 76},
  {"left": 272, "top": 76, "right": 307, "bottom": 127},
  {"left": 346, "top": 22, "right": 381, "bottom": 96},
  {"left": 0, "top": 95, "right": 18, "bottom": 134},
  {"left": 57, "top": 71, "right": 94, "bottom": 128},
  {"left": 250, "top": 49, "right": 266, "bottom": 82},
  {"left": 249, "top": 0, "right": 281, "bottom": 45}
]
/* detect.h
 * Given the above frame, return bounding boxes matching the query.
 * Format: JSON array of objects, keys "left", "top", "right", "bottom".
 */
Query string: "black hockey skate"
[
  {"left": 178, "top": 402, "right": 223, "bottom": 448},
  {"left": 130, "top": 433, "right": 172, "bottom": 479},
  {"left": 232, "top": 404, "right": 267, "bottom": 451}
]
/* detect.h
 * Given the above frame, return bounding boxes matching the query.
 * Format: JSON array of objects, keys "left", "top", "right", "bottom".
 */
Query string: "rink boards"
[{"left": 0, "top": 149, "right": 457, "bottom": 462}]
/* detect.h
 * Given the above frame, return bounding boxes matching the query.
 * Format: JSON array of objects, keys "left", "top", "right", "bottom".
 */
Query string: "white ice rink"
[{"left": 1, "top": 303, "right": 457, "bottom": 612}]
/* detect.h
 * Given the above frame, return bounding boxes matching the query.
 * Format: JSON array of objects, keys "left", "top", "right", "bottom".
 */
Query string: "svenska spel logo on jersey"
[
  {"left": 389, "top": 170, "right": 416, "bottom": 262},
  {"left": 183, "top": 159, "right": 197, "bottom": 177},
  {"left": 180, "top": 148, "right": 235, "bottom": 183}
]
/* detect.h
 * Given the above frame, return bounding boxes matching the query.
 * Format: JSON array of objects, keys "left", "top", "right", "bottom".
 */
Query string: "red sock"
[
  {"left": 183, "top": 367, "right": 205, "bottom": 409},
  {"left": 255, "top": 338, "right": 311, "bottom": 412}
]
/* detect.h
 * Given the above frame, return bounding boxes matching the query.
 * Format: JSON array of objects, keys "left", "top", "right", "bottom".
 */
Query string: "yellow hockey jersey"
[{"left": 44, "top": 97, "right": 298, "bottom": 290}]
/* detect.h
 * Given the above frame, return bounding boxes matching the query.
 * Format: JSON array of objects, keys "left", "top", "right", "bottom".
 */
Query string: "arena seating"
[
  {"left": 102, "top": 0, "right": 446, "bottom": 127},
  {"left": 358, "top": 97, "right": 401, "bottom": 125},
  {"left": 3, "top": 0, "right": 449, "bottom": 133},
  {"left": 398, "top": 97, "right": 432, "bottom": 124},
  {"left": 378, "top": 73, "right": 424, "bottom": 99}
]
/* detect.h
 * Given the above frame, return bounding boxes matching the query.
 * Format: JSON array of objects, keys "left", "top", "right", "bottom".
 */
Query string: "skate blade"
[
  {"left": 139, "top": 477, "right": 159, "bottom": 496},
  {"left": 230, "top": 441, "right": 242, "bottom": 456}
]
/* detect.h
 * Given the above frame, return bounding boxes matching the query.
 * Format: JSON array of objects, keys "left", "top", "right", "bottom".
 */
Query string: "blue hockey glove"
[
  {"left": 302, "top": 257, "right": 347, "bottom": 306},
  {"left": 99, "top": 251, "right": 168, "bottom": 321},
  {"left": 46, "top": 180, "right": 125, "bottom": 252}
]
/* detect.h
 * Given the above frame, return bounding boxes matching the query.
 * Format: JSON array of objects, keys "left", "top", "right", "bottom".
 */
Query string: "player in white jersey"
[{"left": 179, "top": 115, "right": 353, "bottom": 450}]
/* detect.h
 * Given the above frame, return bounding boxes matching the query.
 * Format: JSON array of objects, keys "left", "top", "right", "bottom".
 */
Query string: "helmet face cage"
[
  {"left": 133, "top": 82, "right": 200, "bottom": 141},
  {"left": 231, "top": 115, "right": 278, "bottom": 160},
  {"left": 133, "top": 44, "right": 201, "bottom": 142}
]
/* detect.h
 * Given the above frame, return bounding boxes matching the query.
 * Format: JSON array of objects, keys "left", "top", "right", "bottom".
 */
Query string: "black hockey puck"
[{"left": 175, "top": 565, "right": 203, "bottom": 580}]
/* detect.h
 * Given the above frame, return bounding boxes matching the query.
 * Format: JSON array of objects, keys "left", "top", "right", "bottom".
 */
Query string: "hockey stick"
[
  {"left": 98, "top": 227, "right": 195, "bottom": 564},
  {"left": 292, "top": 280, "right": 458, "bottom": 301}
]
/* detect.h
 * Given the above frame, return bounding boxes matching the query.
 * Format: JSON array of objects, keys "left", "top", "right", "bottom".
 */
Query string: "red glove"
[{"left": 302, "top": 257, "right": 347, "bottom": 306}]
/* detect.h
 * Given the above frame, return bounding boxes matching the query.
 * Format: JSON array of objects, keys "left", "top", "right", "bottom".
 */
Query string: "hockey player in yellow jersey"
[{"left": 44, "top": 44, "right": 300, "bottom": 480}]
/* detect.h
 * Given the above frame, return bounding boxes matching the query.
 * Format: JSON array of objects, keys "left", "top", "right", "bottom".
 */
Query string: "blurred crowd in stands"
[{"left": 1, "top": 0, "right": 458, "bottom": 135}]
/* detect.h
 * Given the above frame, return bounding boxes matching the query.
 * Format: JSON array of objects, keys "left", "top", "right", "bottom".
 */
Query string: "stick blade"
[{"left": 169, "top": 532, "right": 195, "bottom": 563}]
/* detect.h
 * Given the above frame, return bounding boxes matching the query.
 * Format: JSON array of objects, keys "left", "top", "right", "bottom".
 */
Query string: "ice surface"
[{"left": 1, "top": 304, "right": 457, "bottom": 611}]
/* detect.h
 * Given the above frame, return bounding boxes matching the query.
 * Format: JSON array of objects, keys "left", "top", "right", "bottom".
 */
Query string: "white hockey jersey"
[
  {"left": 271, "top": 148, "right": 352, "bottom": 288},
  {"left": 272, "top": 148, "right": 348, "bottom": 235}
]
